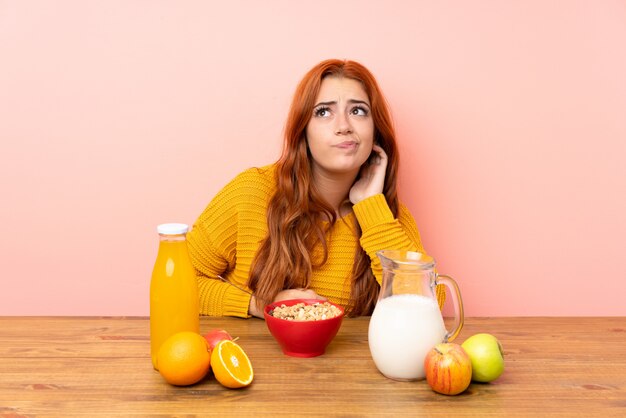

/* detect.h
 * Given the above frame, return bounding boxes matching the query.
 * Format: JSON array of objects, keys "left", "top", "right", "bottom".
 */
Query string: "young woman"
[{"left": 187, "top": 59, "right": 444, "bottom": 318}]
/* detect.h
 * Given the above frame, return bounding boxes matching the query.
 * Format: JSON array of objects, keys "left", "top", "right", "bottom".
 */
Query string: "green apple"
[{"left": 461, "top": 333, "right": 504, "bottom": 382}]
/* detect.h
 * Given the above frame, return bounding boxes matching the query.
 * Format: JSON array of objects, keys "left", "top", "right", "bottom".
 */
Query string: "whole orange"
[{"left": 157, "top": 331, "right": 211, "bottom": 386}]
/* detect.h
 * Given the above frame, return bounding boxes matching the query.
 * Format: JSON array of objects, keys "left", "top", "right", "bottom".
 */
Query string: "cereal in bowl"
[{"left": 270, "top": 302, "right": 342, "bottom": 321}]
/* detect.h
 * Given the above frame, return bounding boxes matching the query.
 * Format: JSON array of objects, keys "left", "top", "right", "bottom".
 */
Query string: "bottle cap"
[{"left": 157, "top": 223, "right": 189, "bottom": 235}]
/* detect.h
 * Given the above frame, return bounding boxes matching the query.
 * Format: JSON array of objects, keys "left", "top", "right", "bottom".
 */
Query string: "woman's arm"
[
  {"left": 353, "top": 194, "right": 424, "bottom": 284},
  {"left": 187, "top": 224, "right": 253, "bottom": 318},
  {"left": 186, "top": 173, "right": 253, "bottom": 318},
  {"left": 353, "top": 194, "right": 446, "bottom": 308}
]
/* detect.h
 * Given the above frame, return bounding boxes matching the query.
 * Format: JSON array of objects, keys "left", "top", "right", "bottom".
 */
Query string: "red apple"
[
  {"left": 424, "top": 342, "right": 472, "bottom": 395},
  {"left": 204, "top": 329, "right": 233, "bottom": 349}
]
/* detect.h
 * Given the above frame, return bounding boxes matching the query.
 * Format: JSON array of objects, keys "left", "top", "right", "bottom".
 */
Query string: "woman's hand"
[
  {"left": 248, "top": 288, "right": 326, "bottom": 318},
  {"left": 274, "top": 288, "right": 327, "bottom": 303},
  {"left": 349, "top": 144, "right": 388, "bottom": 205},
  {"left": 248, "top": 296, "right": 264, "bottom": 318}
]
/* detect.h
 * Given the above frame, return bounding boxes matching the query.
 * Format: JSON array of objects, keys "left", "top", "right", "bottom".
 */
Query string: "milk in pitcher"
[{"left": 368, "top": 294, "right": 446, "bottom": 380}]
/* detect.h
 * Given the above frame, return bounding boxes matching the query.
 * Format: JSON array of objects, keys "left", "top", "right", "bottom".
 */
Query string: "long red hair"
[{"left": 248, "top": 59, "right": 399, "bottom": 316}]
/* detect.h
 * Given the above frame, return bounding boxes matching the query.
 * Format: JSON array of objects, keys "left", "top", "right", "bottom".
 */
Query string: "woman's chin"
[{"left": 315, "top": 159, "right": 368, "bottom": 177}]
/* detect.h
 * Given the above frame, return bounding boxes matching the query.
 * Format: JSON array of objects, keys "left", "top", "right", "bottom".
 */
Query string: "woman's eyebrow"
[
  {"left": 314, "top": 99, "right": 371, "bottom": 107},
  {"left": 349, "top": 99, "right": 371, "bottom": 107}
]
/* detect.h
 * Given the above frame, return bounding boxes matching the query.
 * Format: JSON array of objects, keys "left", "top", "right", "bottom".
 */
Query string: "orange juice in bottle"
[{"left": 150, "top": 223, "right": 199, "bottom": 369}]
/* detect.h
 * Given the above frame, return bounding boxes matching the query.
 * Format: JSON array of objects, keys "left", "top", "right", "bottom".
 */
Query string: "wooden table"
[{"left": 1, "top": 317, "right": 625, "bottom": 417}]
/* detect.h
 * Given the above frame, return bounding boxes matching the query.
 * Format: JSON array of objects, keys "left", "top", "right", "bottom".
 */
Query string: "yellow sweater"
[{"left": 187, "top": 164, "right": 443, "bottom": 317}]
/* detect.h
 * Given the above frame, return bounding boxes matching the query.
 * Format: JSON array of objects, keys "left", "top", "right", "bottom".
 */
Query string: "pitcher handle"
[{"left": 435, "top": 274, "right": 464, "bottom": 342}]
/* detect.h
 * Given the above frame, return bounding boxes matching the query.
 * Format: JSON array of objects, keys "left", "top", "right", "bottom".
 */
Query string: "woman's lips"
[{"left": 335, "top": 141, "right": 358, "bottom": 149}]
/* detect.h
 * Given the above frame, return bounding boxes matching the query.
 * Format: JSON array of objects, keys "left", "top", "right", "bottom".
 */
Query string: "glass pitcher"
[{"left": 368, "top": 250, "right": 464, "bottom": 381}]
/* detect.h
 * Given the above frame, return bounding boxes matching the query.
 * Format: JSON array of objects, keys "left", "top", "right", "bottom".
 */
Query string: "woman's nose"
[{"left": 334, "top": 111, "right": 353, "bottom": 135}]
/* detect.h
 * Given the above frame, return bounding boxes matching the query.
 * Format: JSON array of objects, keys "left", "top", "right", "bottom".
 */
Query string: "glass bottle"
[{"left": 150, "top": 223, "right": 199, "bottom": 369}]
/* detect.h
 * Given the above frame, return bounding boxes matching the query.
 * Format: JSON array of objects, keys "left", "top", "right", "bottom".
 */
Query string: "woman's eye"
[
  {"left": 314, "top": 107, "right": 331, "bottom": 117},
  {"left": 351, "top": 106, "right": 368, "bottom": 116}
]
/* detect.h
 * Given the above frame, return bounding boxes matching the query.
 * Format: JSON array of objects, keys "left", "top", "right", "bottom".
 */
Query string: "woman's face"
[{"left": 305, "top": 76, "right": 375, "bottom": 178}]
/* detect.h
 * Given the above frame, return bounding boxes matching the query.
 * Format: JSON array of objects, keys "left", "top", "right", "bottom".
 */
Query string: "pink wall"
[{"left": 1, "top": 1, "right": 625, "bottom": 316}]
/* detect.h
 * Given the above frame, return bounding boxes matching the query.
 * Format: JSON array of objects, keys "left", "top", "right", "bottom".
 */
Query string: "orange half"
[{"left": 211, "top": 340, "right": 254, "bottom": 388}]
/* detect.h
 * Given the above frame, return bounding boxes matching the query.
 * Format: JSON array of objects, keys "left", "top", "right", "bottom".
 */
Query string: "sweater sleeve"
[
  {"left": 186, "top": 173, "right": 253, "bottom": 318},
  {"left": 352, "top": 193, "right": 445, "bottom": 308}
]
